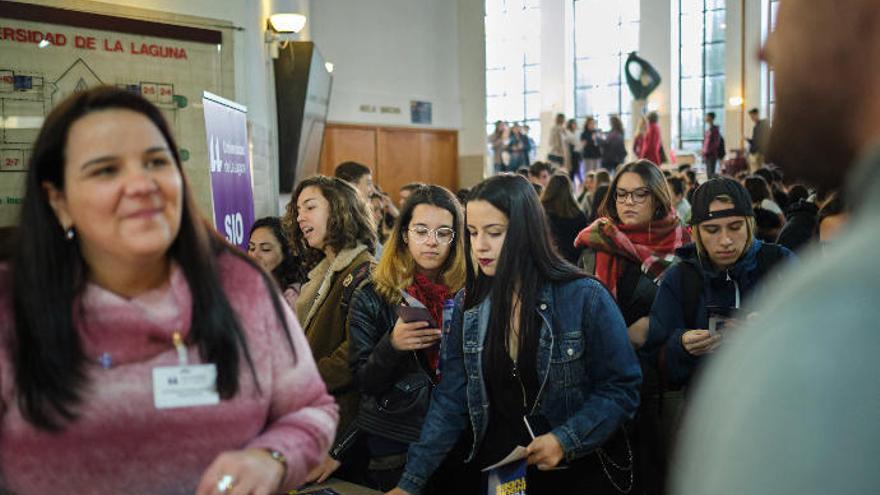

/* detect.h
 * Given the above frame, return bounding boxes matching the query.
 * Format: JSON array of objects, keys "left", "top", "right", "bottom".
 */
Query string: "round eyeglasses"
[{"left": 408, "top": 226, "right": 455, "bottom": 245}]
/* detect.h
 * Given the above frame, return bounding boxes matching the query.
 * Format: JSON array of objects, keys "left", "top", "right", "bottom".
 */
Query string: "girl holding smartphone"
[{"left": 348, "top": 185, "right": 466, "bottom": 490}]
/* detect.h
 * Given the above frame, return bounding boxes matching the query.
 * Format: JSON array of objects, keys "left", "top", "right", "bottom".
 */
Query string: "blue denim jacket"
[{"left": 398, "top": 277, "right": 642, "bottom": 494}]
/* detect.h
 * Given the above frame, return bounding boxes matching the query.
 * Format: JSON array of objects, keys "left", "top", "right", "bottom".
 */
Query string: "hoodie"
[{"left": 642, "top": 240, "right": 794, "bottom": 388}]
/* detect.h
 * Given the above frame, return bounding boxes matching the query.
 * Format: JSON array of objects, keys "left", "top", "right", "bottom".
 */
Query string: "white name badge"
[{"left": 152, "top": 364, "right": 220, "bottom": 409}]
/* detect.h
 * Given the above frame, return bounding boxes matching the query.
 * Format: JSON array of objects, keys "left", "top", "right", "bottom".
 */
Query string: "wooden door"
[
  {"left": 376, "top": 128, "right": 458, "bottom": 205},
  {"left": 318, "top": 125, "right": 376, "bottom": 177},
  {"left": 318, "top": 123, "right": 458, "bottom": 206}
]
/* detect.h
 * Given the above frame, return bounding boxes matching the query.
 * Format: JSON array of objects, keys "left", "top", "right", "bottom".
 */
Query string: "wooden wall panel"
[
  {"left": 320, "top": 123, "right": 458, "bottom": 206},
  {"left": 318, "top": 126, "right": 376, "bottom": 177}
]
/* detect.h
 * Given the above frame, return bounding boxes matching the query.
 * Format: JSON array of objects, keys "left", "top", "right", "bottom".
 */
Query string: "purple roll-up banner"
[{"left": 203, "top": 91, "right": 255, "bottom": 251}]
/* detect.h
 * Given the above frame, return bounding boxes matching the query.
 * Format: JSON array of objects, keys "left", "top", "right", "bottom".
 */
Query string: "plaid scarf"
[
  {"left": 574, "top": 213, "right": 691, "bottom": 299},
  {"left": 406, "top": 272, "right": 451, "bottom": 378}
]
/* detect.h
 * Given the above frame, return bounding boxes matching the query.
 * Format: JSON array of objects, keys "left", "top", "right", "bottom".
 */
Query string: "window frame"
[
  {"left": 484, "top": 0, "right": 542, "bottom": 140},
  {"left": 571, "top": 0, "right": 640, "bottom": 135},
  {"left": 677, "top": 0, "right": 727, "bottom": 150}
]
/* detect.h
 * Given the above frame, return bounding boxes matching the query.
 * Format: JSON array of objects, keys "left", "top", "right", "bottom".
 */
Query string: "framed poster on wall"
[{"left": 0, "top": 0, "right": 236, "bottom": 227}]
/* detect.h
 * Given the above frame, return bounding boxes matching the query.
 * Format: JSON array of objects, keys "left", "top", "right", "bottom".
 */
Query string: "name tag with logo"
[{"left": 152, "top": 364, "right": 220, "bottom": 409}]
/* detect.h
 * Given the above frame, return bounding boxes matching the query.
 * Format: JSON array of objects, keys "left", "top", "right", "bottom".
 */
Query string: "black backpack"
[
  {"left": 718, "top": 134, "right": 727, "bottom": 159},
  {"left": 679, "top": 243, "right": 787, "bottom": 329}
]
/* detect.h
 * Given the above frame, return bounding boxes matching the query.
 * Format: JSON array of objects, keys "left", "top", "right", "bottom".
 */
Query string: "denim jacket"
[{"left": 398, "top": 277, "right": 641, "bottom": 494}]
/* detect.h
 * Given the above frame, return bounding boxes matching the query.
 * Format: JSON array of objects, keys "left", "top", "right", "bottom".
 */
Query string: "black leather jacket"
[{"left": 348, "top": 282, "right": 435, "bottom": 444}]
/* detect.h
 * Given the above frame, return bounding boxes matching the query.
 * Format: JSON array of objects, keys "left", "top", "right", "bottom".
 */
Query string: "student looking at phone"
[
  {"left": 347, "top": 185, "right": 466, "bottom": 491},
  {"left": 644, "top": 178, "right": 795, "bottom": 390},
  {"left": 388, "top": 174, "right": 641, "bottom": 495}
]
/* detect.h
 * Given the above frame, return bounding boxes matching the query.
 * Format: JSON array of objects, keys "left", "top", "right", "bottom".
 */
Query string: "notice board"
[{"left": 0, "top": 0, "right": 236, "bottom": 227}]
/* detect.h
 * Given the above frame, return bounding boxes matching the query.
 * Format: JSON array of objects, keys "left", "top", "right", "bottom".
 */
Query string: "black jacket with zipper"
[{"left": 348, "top": 281, "right": 436, "bottom": 445}]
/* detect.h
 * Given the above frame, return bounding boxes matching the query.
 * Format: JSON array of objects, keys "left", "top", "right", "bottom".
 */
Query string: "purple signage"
[{"left": 203, "top": 91, "right": 255, "bottom": 251}]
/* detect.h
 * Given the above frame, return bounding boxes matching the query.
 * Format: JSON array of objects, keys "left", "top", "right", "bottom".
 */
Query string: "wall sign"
[
  {"left": 203, "top": 91, "right": 254, "bottom": 251},
  {"left": 0, "top": 1, "right": 233, "bottom": 227}
]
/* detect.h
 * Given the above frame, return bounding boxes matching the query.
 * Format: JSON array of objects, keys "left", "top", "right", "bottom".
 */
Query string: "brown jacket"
[{"left": 296, "top": 244, "right": 372, "bottom": 437}]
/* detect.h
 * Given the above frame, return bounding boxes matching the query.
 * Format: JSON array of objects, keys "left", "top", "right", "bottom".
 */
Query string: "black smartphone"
[{"left": 396, "top": 305, "right": 438, "bottom": 328}]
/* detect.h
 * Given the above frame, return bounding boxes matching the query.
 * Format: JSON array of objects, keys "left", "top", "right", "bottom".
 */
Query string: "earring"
[{"left": 65, "top": 227, "right": 75, "bottom": 241}]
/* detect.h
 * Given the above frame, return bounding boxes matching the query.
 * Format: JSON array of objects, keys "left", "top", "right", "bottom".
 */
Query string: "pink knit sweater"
[{"left": 0, "top": 253, "right": 338, "bottom": 494}]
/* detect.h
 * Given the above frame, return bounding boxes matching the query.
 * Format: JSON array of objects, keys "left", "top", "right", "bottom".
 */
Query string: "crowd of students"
[
  {"left": 0, "top": 1, "right": 877, "bottom": 492},
  {"left": 243, "top": 139, "right": 833, "bottom": 495},
  {"left": 0, "top": 90, "right": 859, "bottom": 495}
]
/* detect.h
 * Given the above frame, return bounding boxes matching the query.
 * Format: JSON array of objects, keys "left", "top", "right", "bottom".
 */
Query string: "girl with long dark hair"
[
  {"left": 540, "top": 174, "right": 588, "bottom": 263},
  {"left": 581, "top": 117, "right": 603, "bottom": 176},
  {"left": 248, "top": 216, "right": 305, "bottom": 307},
  {"left": 389, "top": 174, "right": 641, "bottom": 495},
  {"left": 0, "top": 86, "right": 336, "bottom": 494}
]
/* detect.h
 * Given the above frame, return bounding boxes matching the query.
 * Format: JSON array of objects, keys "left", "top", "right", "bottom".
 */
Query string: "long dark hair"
[
  {"left": 541, "top": 174, "right": 582, "bottom": 219},
  {"left": 464, "top": 175, "right": 585, "bottom": 386},
  {"left": 12, "top": 86, "right": 290, "bottom": 431},
  {"left": 744, "top": 175, "right": 772, "bottom": 205},
  {"left": 249, "top": 216, "right": 305, "bottom": 288},
  {"left": 609, "top": 115, "right": 625, "bottom": 136}
]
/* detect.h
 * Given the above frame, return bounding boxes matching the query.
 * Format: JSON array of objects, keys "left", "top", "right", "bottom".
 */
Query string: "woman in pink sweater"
[{"left": 0, "top": 87, "right": 337, "bottom": 494}]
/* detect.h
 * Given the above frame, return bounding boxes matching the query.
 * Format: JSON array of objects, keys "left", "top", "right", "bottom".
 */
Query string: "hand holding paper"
[{"left": 526, "top": 433, "right": 564, "bottom": 471}]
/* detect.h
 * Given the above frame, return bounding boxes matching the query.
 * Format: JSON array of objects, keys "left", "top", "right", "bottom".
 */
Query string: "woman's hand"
[
  {"left": 627, "top": 317, "right": 650, "bottom": 349},
  {"left": 303, "top": 455, "right": 340, "bottom": 485},
  {"left": 681, "top": 330, "right": 722, "bottom": 356},
  {"left": 526, "top": 433, "right": 565, "bottom": 471},
  {"left": 196, "top": 448, "right": 284, "bottom": 495},
  {"left": 391, "top": 318, "right": 441, "bottom": 351},
  {"left": 385, "top": 489, "right": 411, "bottom": 495}
]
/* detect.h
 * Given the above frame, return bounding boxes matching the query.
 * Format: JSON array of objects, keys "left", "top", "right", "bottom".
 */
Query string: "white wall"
[
  {"left": 309, "top": 0, "right": 461, "bottom": 130},
  {"left": 456, "top": 0, "right": 488, "bottom": 187}
]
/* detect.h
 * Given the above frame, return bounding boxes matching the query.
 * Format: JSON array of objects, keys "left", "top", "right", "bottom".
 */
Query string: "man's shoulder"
[{"left": 753, "top": 217, "right": 880, "bottom": 327}]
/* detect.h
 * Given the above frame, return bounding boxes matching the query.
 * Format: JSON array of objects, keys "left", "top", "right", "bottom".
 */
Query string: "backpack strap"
[
  {"left": 329, "top": 259, "right": 373, "bottom": 461},
  {"left": 678, "top": 262, "right": 704, "bottom": 330},
  {"left": 753, "top": 243, "right": 787, "bottom": 279},
  {"left": 340, "top": 260, "right": 374, "bottom": 316}
]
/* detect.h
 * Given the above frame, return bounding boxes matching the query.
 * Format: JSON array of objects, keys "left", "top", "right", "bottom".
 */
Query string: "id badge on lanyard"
[{"left": 152, "top": 332, "right": 220, "bottom": 409}]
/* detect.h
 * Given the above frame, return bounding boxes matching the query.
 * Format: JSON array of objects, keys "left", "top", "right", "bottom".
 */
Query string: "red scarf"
[
  {"left": 574, "top": 213, "right": 691, "bottom": 299},
  {"left": 405, "top": 272, "right": 451, "bottom": 376}
]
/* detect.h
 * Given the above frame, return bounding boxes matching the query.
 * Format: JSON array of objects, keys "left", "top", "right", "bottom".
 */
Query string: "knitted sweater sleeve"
[{"left": 245, "top": 283, "right": 339, "bottom": 490}]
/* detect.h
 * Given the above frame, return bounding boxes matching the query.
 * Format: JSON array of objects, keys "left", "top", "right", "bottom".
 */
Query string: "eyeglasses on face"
[
  {"left": 615, "top": 187, "right": 652, "bottom": 204},
  {"left": 408, "top": 226, "right": 455, "bottom": 245}
]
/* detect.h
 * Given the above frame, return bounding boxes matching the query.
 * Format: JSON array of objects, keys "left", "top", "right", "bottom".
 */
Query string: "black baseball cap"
[{"left": 689, "top": 177, "right": 755, "bottom": 225}]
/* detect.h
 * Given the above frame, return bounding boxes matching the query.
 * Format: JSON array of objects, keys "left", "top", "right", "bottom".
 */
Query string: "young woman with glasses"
[
  {"left": 573, "top": 159, "right": 690, "bottom": 494},
  {"left": 348, "top": 185, "right": 467, "bottom": 491}
]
